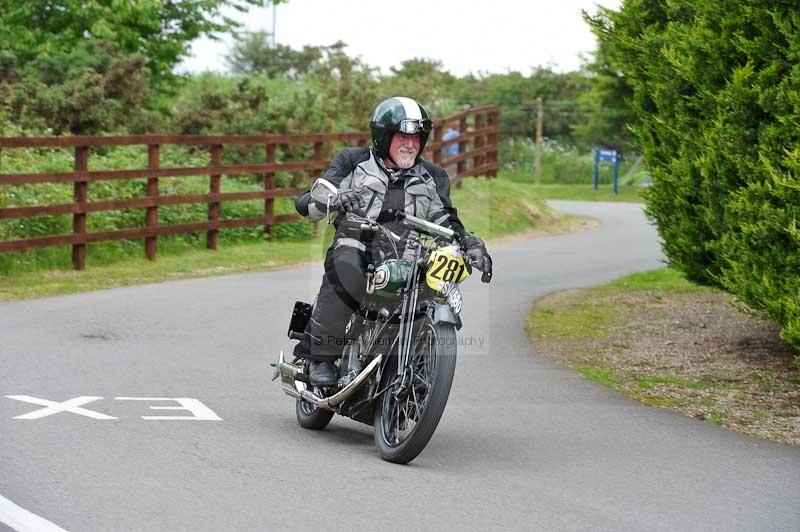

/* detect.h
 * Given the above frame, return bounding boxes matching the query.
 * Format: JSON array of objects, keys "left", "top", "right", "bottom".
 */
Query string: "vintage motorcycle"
[{"left": 273, "top": 178, "right": 481, "bottom": 464}]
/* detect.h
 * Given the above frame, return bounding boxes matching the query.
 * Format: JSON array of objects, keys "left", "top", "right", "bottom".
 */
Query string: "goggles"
[{"left": 397, "top": 118, "right": 433, "bottom": 135}]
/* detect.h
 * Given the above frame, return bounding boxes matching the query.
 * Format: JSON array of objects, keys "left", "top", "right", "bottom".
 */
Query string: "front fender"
[{"left": 432, "top": 301, "right": 462, "bottom": 331}]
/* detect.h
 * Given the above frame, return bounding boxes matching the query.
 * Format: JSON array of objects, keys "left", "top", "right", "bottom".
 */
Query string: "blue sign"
[
  {"left": 597, "top": 149, "right": 618, "bottom": 163},
  {"left": 594, "top": 148, "right": 621, "bottom": 195}
]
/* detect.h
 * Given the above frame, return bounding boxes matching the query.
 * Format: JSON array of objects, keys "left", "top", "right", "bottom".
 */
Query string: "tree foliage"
[
  {"left": 460, "top": 68, "right": 592, "bottom": 142},
  {"left": 380, "top": 58, "right": 461, "bottom": 115},
  {"left": 223, "top": 36, "right": 600, "bottom": 146},
  {"left": 573, "top": 12, "right": 636, "bottom": 151},
  {"left": 0, "top": 41, "right": 159, "bottom": 134},
  {"left": 0, "top": 0, "right": 274, "bottom": 85},
  {"left": 227, "top": 32, "right": 339, "bottom": 79},
  {"left": 588, "top": 0, "right": 800, "bottom": 349}
]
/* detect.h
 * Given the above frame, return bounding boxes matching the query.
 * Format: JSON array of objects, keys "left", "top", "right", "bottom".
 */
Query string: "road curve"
[{"left": 1, "top": 201, "right": 797, "bottom": 532}]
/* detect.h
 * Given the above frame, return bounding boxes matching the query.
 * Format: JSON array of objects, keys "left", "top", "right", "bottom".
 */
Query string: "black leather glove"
[
  {"left": 314, "top": 190, "right": 365, "bottom": 214},
  {"left": 337, "top": 190, "right": 366, "bottom": 213},
  {"left": 460, "top": 234, "right": 493, "bottom": 283}
]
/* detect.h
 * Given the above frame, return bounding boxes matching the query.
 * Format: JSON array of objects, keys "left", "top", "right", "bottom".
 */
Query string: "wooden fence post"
[
  {"left": 474, "top": 113, "right": 485, "bottom": 176},
  {"left": 72, "top": 146, "right": 89, "bottom": 270},
  {"left": 456, "top": 117, "right": 468, "bottom": 187},
  {"left": 264, "top": 142, "right": 276, "bottom": 240},
  {"left": 311, "top": 141, "right": 324, "bottom": 238},
  {"left": 432, "top": 126, "right": 442, "bottom": 166},
  {"left": 145, "top": 144, "right": 159, "bottom": 260},
  {"left": 208, "top": 144, "right": 222, "bottom": 250},
  {"left": 488, "top": 109, "right": 500, "bottom": 178}
]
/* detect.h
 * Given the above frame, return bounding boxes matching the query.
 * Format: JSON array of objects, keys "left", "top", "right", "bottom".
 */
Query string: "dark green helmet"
[{"left": 370, "top": 97, "right": 433, "bottom": 160}]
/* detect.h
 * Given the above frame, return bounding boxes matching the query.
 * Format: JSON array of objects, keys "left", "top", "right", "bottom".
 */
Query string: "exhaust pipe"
[{"left": 273, "top": 350, "right": 382, "bottom": 411}]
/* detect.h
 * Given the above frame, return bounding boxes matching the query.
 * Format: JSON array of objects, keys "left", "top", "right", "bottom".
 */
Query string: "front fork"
[{"left": 396, "top": 243, "right": 423, "bottom": 387}]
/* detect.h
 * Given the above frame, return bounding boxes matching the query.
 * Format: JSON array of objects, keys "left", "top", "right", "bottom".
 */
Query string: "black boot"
[{"left": 309, "top": 361, "right": 337, "bottom": 387}]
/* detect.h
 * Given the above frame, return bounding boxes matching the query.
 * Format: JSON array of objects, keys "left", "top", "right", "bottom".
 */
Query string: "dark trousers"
[{"left": 295, "top": 244, "right": 367, "bottom": 362}]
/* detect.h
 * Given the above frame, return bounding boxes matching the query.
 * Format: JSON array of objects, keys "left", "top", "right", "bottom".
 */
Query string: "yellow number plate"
[{"left": 426, "top": 244, "right": 470, "bottom": 291}]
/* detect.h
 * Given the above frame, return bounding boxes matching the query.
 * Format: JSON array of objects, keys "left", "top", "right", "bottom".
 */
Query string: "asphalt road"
[{"left": 1, "top": 201, "right": 798, "bottom": 532}]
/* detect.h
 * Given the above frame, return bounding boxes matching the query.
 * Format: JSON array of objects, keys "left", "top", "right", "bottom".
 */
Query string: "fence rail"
[{"left": 0, "top": 105, "right": 499, "bottom": 269}]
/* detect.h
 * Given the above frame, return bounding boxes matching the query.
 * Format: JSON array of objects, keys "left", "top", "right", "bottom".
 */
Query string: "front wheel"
[
  {"left": 374, "top": 320, "right": 457, "bottom": 464},
  {"left": 296, "top": 389, "right": 334, "bottom": 430}
]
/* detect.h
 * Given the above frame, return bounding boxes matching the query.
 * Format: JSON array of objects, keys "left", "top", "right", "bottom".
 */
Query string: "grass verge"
[
  {"left": 0, "top": 177, "right": 586, "bottom": 301},
  {"left": 525, "top": 184, "right": 645, "bottom": 203},
  {"left": 0, "top": 238, "right": 326, "bottom": 300},
  {"left": 526, "top": 267, "right": 800, "bottom": 445}
]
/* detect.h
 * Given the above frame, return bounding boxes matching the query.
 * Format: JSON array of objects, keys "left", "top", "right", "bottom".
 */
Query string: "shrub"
[
  {"left": 0, "top": 40, "right": 160, "bottom": 135},
  {"left": 721, "top": 157, "right": 800, "bottom": 348},
  {"left": 590, "top": 1, "right": 800, "bottom": 349}
]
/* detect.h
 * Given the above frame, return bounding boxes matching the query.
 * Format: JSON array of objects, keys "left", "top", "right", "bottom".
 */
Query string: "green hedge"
[{"left": 589, "top": 1, "right": 800, "bottom": 349}]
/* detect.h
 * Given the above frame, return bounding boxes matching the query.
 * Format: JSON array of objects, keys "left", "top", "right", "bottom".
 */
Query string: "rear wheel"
[{"left": 374, "top": 320, "right": 457, "bottom": 464}]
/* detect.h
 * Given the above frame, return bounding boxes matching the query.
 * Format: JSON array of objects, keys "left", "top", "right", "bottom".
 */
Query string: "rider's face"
[{"left": 387, "top": 132, "right": 420, "bottom": 169}]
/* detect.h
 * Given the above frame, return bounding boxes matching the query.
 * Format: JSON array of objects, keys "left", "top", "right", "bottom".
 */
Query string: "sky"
[{"left": 179, "top": 0, "right": 621, "bottom": 76}]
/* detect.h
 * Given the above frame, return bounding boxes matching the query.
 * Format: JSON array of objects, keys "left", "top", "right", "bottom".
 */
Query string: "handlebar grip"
[{"left": 289, "top": 331, "right": 305, "bottom": 341}]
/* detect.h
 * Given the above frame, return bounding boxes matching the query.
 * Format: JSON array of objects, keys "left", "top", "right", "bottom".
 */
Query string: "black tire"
[
  {"left": 373, "top": 320, "right": 457, "bottom": 464},
  {"left": 296, "top": 393, "right": 334, "bottom": 430}
]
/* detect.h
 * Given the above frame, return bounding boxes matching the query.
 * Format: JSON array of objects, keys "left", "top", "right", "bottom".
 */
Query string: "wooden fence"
[{"left": 0, "top": 105, "right": 499, "bottom": 269}]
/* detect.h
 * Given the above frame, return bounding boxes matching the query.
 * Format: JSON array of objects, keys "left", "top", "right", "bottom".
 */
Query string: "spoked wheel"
[
  {"left": 296, "top": 386, "right": 334, "bottom": 430},
  {"left": 374, "top": 319, "right": 457, "bottom": 464}
]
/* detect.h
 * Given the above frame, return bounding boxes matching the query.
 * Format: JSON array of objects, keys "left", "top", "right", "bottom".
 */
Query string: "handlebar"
[
  {"left": 352, "top": 212, "right": 492, "bottom": 280},
  {"left": 395, "top": 212, "right": 455, "bottom": 241},
  {"left": 351, "top": 212, "right": 455, "bottom": 243}
]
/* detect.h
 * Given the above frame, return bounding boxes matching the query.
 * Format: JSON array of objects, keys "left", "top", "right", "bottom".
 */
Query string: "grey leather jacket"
[{"left": 294, "top": 147, "right": 467, "bottom": 238}]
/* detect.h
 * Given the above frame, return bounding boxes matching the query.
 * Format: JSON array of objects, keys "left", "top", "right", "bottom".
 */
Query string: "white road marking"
[
  {"left": 5, "top": 396, "right": 115, "bottom": 420},
  {"left": 114, "top": 397, "right": 222, "bottom": 420},
  {"left": 0, "top": 494, "right": 69, "bottom": 532}
]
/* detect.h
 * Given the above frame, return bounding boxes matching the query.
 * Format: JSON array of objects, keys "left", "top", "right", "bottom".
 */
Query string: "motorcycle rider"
[{"left": 294, "top": 96, "right": 493, "bottom": 386}]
